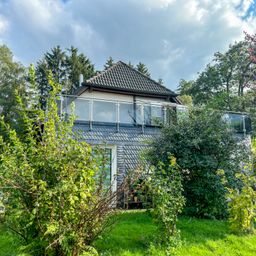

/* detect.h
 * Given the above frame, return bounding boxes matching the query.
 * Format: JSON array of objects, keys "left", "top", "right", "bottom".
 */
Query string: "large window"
[
  {"left": 93, "top": 101, "right": 116, "bottom": 123},
  {"left": 94, "top": 146, "right": 117, "bottom": 193},
  {"left": 98, "top": 148, "right": 112, "bottom": 189}
]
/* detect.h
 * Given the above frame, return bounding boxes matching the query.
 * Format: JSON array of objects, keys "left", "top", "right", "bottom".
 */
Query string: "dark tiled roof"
[{"left": 84, "top": 61, "right": 176, "bottom": 96}]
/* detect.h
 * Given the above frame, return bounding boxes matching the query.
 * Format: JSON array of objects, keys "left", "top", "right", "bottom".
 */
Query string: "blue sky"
[{"left": 0, "top": 0, "right": 255, "bottom": 91}]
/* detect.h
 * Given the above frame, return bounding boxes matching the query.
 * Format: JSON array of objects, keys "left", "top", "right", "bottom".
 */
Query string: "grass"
[
  {"left": 0, "top": 225, "right": 22, "bottom": 256},
  {"left": 1, "top": 211, "right": 256, "bottom": 256},
  {"left": 95, "top": 211, "right": 256, "bottom": 256}
]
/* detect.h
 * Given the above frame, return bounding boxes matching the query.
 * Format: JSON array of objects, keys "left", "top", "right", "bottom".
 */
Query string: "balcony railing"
[
  {"left": 223, "top": 112, "right": 252, "bottom": 134},
  {"left": 58, "top": 95, "right": 252, "bottom": 134},
  {"left": 58, "top": 95, "right": 180, "bottom": 129}
]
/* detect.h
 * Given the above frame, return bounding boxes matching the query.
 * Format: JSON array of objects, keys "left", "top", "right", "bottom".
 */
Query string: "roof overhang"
[{"left": 75, "top": 82, "right": 179, "bottom": 99}]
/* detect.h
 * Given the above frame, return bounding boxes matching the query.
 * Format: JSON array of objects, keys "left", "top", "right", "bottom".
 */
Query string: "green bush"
[
  {"left": 148, "top": 108, "right": 245, "bottom": 219},
  {"left": 220, "top": 165, "right": 256, "bottom": 234},
  {"left": 146, "top": 156, "right": 185, "bottom": 254},
  {"left": 0, "top": 67, "right": 116, "bottom": 256}
]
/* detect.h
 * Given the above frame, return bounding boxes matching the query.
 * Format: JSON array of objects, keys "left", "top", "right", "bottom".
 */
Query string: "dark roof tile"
[{"left": 84, "top": 61, "right": 176, "bottom": 96}]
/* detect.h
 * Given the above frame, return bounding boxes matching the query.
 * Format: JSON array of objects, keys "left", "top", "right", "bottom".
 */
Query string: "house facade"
[
  {"left": 60, "top": 62, "right": 182, "bottom": 197},
  {"left": 60, "top": 61, "right": 252, "bottom": 206}
]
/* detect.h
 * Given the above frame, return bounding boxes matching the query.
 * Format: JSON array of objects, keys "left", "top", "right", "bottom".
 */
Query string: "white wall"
[
  {"left": 80, "top": 90, "right": 133, "bottom": 103},
  {"left": 136, "top": 96, "right": 178, "bottom": 107},
  {"left": 79, "top": 91, "right": 178, "bottom": 107}
]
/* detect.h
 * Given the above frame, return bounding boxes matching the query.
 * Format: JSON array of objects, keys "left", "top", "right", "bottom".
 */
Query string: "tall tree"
[
  {"left": 128, "top": 61, "right": 134, "bottom": 68},
  {"left": 136, "top": 62, "right": 150, "bottom": 77},
  {"left": 104, "top": 56, "right": 114, "bottom": 69},
  {"left": 36, "top": 46, "right": 95, "bottom": 109},
  {"left": 36, "top": 46, "right": 66, "bottom": 109},
  {"left": 0, "top": 45, "right": 25, "bottom": 125},
  {"left": 187, "top": 40, "right": 256, "bottom": 111},
  {"left": 44, "top": 45, "right": 66, "bottom": 84},
  {"left": 65, "top": 46, "right": 95, "bottom": 91},
  {"left": 177, "top": 79, "right": 194, "bottom": 96}
]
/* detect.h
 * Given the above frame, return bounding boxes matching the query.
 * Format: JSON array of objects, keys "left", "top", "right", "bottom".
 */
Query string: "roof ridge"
[{"left": 118, "top": 61, "right": 175, "bottom": 94}]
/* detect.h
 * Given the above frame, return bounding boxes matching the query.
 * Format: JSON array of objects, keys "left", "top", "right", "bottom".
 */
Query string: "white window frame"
[{"left": 97, "top": 145, "right": 117, "bottom": 193}]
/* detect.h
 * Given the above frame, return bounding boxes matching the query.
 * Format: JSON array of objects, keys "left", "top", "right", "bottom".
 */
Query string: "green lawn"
[
  {"left": 1, "top": 211, "right": 256, "bottom": 256},
  {"left": 0, "top": 225, "right": 21, "bottom": 256},
  {"left": 95, "top": 211, "right": 256, "bottom": 256}
]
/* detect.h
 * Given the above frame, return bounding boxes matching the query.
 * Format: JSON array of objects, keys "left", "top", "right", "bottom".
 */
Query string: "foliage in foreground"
[
  {"left": 0, "top": 68, "right": 117, "bottom": 256},
  {"left": 147, "top": 108, "right": 245, "bottom": 219},
  {"left": 146, "top": 157, "right": 185, "bottom": 254},
  {"left": 219, "top": 138, "right": 256, "bottom": 234},
  {"left": 227, "top": 167, "right": 256, "bottom": 234}
]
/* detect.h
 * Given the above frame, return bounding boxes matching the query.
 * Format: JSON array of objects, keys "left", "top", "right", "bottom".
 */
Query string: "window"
[
  {"left": 93, "top": 101, "right": 116, "bottom": 123},
  {"left": 95, "top": 146, "right": 117, "bottom": 193},
  {"left": 97, "top": 148, "right": 112, "bottom": 189}
]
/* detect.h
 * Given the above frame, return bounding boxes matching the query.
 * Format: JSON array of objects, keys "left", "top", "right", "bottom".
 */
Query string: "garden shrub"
[
  {"left": 219, "top": 135, "right": 256, "bottom": 234},
  {"left": 0, "top": 67, "right": 119, "bottom": 256},
  {"left": 148, "top": 108, "right": 245, "bottom": 219},
  {"left": 227, "top": 168, "right": 256, "bottom": 234},
  {"left": 146, "top": 156, "right": 185, "bottom": 254}
]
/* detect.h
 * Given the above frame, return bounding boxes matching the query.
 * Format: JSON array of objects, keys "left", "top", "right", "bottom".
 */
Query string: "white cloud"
[
  {"left": 0, "top": 0, "right": 255, "bottom": 90},
  {"left": 0, "top": 15, "right": 8, "bottom": 35}
]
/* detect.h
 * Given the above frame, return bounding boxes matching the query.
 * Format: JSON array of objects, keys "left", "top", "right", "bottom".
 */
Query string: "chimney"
[{"left": 79, "top": 74, "right": 84, "bottom": 87}]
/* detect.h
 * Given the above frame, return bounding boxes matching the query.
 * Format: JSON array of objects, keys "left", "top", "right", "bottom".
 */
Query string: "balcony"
[
  {"left": 58, "top": 95, "right": 252, "bottom": 134},
  {"left": 58, "top": 95, "right": 180, "bottom": 131}
]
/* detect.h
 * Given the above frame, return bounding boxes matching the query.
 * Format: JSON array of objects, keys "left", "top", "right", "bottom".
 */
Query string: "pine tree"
[
  {"left": 104, "top": 56, "right": 114, "bottom": 69},
  {"left": 65, "top": 46, "right": 95, "bottom": 91},
  {"left": 136, "top": 62, "right": 150, "bottom": 77},
  {"left": 128, "top": 61, "right": 134, "bottom": 68},
  {"left": 36, "top": 46, "right": 95, "bottom": 109}
]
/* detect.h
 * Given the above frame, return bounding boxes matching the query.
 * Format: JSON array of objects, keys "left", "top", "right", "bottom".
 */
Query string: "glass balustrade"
[
  {"left": 59, "top": 95, "right": 252, "bottom": 134},
  {"left": 93, "top": 100, "right": 116, "bottom": 123},
  {"left": 223, "top": 113, "right": 252, "bottom": 134},
  {"left": 119, "top": 103, "right": 134, "bottom": 124},
  {"left": 60, "top": 95, "right": 166, "bottom": 126}
]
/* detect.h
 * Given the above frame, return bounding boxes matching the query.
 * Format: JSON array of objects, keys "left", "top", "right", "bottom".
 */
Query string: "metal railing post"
[
  {"left": 163, "top": 106, "right": 167, "bottom": 125},
  {"left": 141, "top": 104, "right": 144, "bottom": 134},
  {"left": 243, "top": 115, "right": 246, "bottom": 137},
  {"left": 89, "top": 99, "right": 93, "bottom": 131},
  {"left": 116, "top": 102, "right": 120, "bottom": 132}
]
